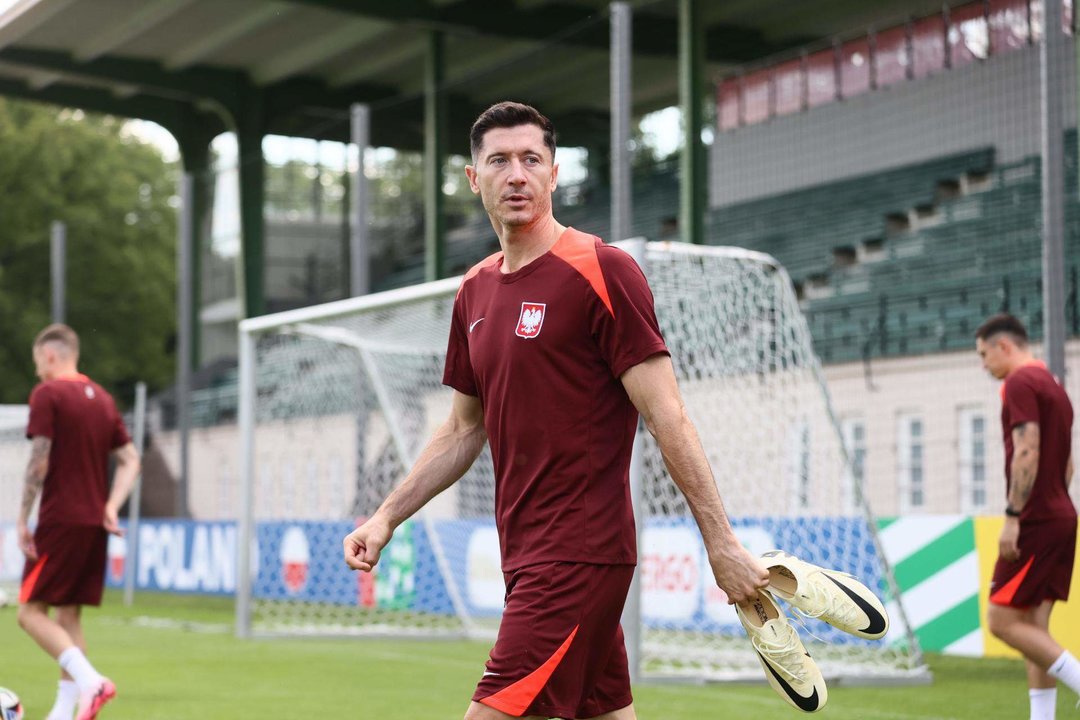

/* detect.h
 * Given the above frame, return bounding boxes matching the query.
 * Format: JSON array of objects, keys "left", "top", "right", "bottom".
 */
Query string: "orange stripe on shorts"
[
  {"left": 19, "top": 554, "right": 48, "bottom": 604},
  {"left": 990, "top": 555, "right": 1036, "bottom": 606},
  {"left": 480, "top": 625, "right": 579, "bottom": 716}
]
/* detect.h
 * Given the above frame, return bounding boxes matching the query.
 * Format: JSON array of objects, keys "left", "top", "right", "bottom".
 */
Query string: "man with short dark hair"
[
  {"left": 342, "top": 101, "right": 836, "bottom": 719},
  {"left": 17, "top": 323, "right": 140, "bottom": 720},
  {"left": 975, "top": 313, "right": 1080, "bottom": 719}
]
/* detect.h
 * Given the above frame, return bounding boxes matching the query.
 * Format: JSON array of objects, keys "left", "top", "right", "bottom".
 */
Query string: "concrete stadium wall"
[{"left": 824, "top": 338, "right": 1080, "bottom": 516}]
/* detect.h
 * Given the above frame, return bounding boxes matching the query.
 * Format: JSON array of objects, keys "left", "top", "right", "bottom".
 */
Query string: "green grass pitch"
[{"left": 0, "top": 591, "right": 1071, "bottom": 719}]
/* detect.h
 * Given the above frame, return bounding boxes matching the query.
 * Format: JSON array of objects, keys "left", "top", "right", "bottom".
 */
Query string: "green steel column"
[
  {"left": 238, "top": 86, "right": 266, "bottom": 317},
  {"left": 425, "top": 30, "right": 446, "bottom": 281},
  {"left": 679, "top": 0, "right": 706, "bottom": 245}
]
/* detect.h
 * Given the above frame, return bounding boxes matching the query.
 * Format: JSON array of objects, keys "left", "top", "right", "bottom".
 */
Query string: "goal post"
[{"left": 235, "top": 240, "right": 928, "bottom": 683}]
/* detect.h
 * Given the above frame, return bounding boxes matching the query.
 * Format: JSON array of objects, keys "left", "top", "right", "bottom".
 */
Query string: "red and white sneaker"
[{"left": 76, "top": 679, "right": 116, "bottom": 720}]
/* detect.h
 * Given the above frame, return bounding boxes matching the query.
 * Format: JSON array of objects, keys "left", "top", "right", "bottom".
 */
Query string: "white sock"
[
  {"left": 57, "top": 647, "right": 104, "bottom": 693},
  {"left": 1029, "top": 687, "right": 1057, "bottom": 720},
  {"left": 45, "top": 679, "right": 78, "bottom": 720},
  {"left": 1049, "top": 650, "right": 1080, "bottom": 696}
]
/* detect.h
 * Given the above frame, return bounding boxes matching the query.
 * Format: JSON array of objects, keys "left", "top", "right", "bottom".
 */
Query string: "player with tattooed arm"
[
  {"left": 976, "top": 314, "right": 1080, "bottom": 720},
  {"left": 16, "top": 324, "right": 140, "bottom": 720}
]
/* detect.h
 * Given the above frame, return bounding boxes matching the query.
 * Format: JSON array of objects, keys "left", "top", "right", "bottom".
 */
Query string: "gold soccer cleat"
[
  {"left": 761, "top": 550, "right": 889, "bottom": 641},
  {"left": 736, "top": 590, "right": 828, "bottom": 713}
]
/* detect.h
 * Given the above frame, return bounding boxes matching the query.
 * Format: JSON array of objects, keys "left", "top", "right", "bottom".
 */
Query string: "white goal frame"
[{"left": 235, "top": 239, "right": 928, "bottom": 685}]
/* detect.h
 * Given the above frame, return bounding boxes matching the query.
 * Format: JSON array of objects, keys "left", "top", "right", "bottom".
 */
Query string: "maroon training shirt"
[
  {"left": 444, "top": 228, "right": 669, "bottom": 571},
  {"left": 1001, "top": 362, "right": 1076, "bottom": 522},
  {"left": 26, "top": 374, "right": 131, "bottom": 527}
]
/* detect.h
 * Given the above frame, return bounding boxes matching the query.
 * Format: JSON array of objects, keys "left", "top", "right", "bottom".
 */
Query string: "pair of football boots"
[{"left": 735, "top": 550, "right": 890, "bottom": 713}]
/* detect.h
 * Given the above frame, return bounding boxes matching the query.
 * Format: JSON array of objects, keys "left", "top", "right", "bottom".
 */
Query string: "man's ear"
[{"left": 465, "top": 165, "right": 480, "bottom": 194}]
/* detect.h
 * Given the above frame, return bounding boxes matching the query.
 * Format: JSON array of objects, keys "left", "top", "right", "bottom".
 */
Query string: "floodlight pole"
[
  {"left": 611, "top": 2, "right": 632, "bottom": 245},
  {"left": 350, "top": 103, "right": 371, "bottom": 297},
  {"left": 50, "top": 221, "right": 65, "bottom": 323},
  {"left": 1041, "top": 0, "right": 1067, "bottom": 379},
  {"left": 424, "top": 31, "right": 446, "bottom": 282},
  {"left": 176, "top": 173, "right": 193, "bottom": 518},
  {"left": 611, "top": 1, "right": 642, "bottom": 684},
  {"left": 123, "top": 381, "right": 147, "bottom": 607},
  {"left": 235, "top": 326, "right": 256, "bottom": 638}
]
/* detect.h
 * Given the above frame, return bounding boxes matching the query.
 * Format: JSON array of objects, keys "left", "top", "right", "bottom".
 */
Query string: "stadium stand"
[{"left": 368, "top": 134, "right": 1078, "bottom": 370}]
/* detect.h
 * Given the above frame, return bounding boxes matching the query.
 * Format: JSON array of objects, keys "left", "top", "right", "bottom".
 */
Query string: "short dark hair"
[
  {"left": 975, "top": 313, "right": 1029, "bottom": 345},
  {"left": 469, "top": 101, "right": 556, "bottom": 162},
  {"left": 34, "top": 323, "right": 80, "bottom": 355}
]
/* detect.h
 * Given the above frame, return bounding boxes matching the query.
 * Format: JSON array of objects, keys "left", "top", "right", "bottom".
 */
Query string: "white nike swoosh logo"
[
  {"left": 469, "top": 318, "right": 485, "bottom": 333},
  {"left": 482, "top": 671, "right": 500, "bottom": 677}
]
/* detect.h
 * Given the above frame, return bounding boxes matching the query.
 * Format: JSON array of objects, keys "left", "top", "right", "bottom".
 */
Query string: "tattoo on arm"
[
  {"left": 20, "top": 436, "right": 51, "bottom": 522},
  {"left": 112, "top": 442, "right": 139, "bottom": 466},
  {"left": 1009, "top": 422, "right": 1040, "bottom": 509}
]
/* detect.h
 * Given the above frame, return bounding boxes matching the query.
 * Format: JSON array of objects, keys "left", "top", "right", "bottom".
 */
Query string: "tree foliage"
[{"left": 0, "top": 99, "right": 177, "bottom": 406}]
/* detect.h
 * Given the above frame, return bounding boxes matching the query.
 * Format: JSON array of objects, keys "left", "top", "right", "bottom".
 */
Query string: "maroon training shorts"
[
  {"left": 20, "top": 524, "right": 107, "bottom": 607},
  {"left": 990, "top": 516, "right": 1077, "bottom": 608},
  {"left": 473, "top": 562, "right": 635, "bottom": 719}
]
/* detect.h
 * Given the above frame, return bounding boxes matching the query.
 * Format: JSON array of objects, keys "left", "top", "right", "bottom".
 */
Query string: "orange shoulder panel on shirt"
[
  {"left": 550, "top": 228, "right": 614, "bottom": 317},
  {"left": 53, "top": 373, "right": 91, "bottom": 384},
  {"left": 457, "top": 251, "right": 503, "bottom": 297},
  {"left": 1000, "top": 359, "right": 1050, "bottom": 401}
]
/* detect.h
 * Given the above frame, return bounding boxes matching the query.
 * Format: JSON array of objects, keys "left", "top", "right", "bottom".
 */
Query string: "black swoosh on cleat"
[
  {"left": 824, "top": 574, "right": 887, "bottom": 636},
  {"left": 757, "top": 651, "right": 822, "bottom": 712}
]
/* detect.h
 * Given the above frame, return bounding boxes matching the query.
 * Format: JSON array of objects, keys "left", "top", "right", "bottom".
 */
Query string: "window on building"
[
  {"left": 959, "top": 408, "right": 988, "bottom": 513},
  {"left": 898, "top": 414, "right": 925, "bottom": 510},
  {"left": 842, "top": 419, "right": 867, "bottom": 514},
  {"left": 788, "top": 420, "right": 811, "bottom": 510}
]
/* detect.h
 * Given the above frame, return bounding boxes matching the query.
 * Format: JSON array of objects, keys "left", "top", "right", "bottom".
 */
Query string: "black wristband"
[{"left": 1004, "top": 505, "right": 1021, "bottom": 518}]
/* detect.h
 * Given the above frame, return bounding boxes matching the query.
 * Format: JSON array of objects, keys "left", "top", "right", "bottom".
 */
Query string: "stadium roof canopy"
[
  {"left": 0, "top": 0, "right": 950, "bottom": 355},
  {"left": 0, "top": 0, "right": 957, "bottom": 451},
  {"left": 0, "top": 0, "right": 946, "bottom": 155}
]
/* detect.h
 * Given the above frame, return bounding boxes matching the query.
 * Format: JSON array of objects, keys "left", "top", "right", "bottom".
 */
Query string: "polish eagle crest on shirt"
[{"left": 515, "top": 302, "right": 547, "bottom": 339}]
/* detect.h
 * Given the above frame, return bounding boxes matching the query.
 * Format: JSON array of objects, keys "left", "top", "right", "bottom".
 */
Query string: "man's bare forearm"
[
  {"left": 623, "top": 356, "right": 739, "bottom": 556},
  {"left": 648, "top": 410, "right": 739, "bottom": 557},
  {"left": 107, "top": 442, "right": 141, "bottom": 510},
  {"left": 621, "top": 355, "right": 767, "bottom": 603},
  {"left": 19, "top": 436, "right": 51, "bottom": 523},
  {"left": 1009, "top": 423, "right": 1040, "bottom": 510},
  {"left": 373, "top": 417, "right": 486, "bottom": 532}
]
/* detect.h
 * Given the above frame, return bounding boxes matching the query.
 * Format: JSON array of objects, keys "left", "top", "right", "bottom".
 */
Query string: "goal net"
[
  {"left": 0, "top": 406, "right": 30, "bottom": 605},
  {"left": 236, "top": 240, "right": 927, "bottom": 683}
]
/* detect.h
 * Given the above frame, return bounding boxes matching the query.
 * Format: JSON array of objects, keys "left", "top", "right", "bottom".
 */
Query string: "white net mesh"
[
  {"left": 637, "top": 243, "right": 923, "bottom": 682},
  {"left": 240, "top": 282, "right": 498, "bottom": 638},
  {"left": 0, "top": 407, "right": 30, "bottom": 605},
  {"left": 238, "top": 242, "right": 926, "bottom": 682}
]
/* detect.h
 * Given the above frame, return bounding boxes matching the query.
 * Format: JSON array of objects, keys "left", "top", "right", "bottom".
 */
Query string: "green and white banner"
[{"left": 880, "top": 515, "right": 1080, "bottom": 659}]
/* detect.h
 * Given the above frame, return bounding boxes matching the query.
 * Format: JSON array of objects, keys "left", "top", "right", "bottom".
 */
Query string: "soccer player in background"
[
  {"left": 16, "top": 324, "right": 140, "bottom": 720},
  {"left": 976, "top": 314, "right": 1080, "bottom": 719},
  {"left": 341, "top": 101, "right": 817, "bottom": 720}
]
